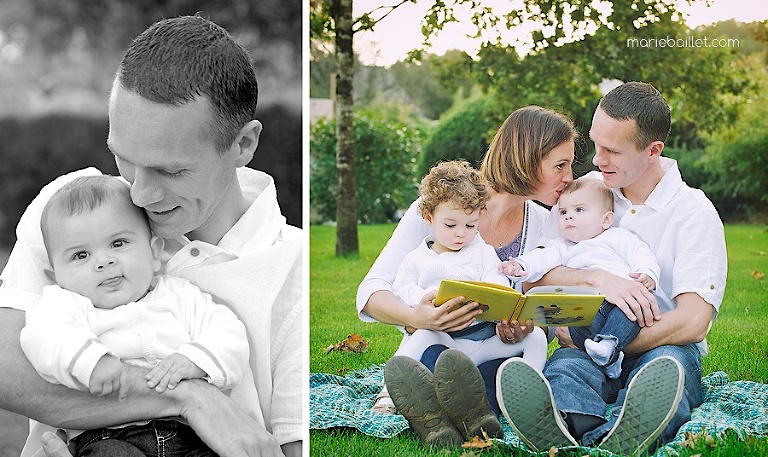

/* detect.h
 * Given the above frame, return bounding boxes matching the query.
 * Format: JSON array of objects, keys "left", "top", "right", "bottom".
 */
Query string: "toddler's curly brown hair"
[{"left": 418, "top": 160, "right": 490, "bottom": 219}]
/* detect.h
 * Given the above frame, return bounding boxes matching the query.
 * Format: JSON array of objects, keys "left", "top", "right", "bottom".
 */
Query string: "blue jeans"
[
  {"left": 74, "top": 420, "right": 217, "bottom": 457},
  {"left": 569, "top": 301, "right": 641, "bottom": 364},
  {"left": 544, "top": 344, "right": 703, "bottom": 447},
  {"left": 420, "top": 344, "right": 505, "bottom": 416}
]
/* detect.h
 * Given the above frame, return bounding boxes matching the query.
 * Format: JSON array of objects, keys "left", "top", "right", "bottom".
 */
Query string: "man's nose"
[
  {"left": 130, "top": 169, "right": 163, "bottom": 208},
  {"left": 593, "top": 147, "right": 608, "bottom": 167}
]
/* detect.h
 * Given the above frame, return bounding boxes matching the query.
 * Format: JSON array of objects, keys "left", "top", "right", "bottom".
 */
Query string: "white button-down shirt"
[
  {"left": 1, "top": 166, "right": 304, "bottom": 455},
  {"left": 542, "top": 158, "right": 728, "bottom": 355}
]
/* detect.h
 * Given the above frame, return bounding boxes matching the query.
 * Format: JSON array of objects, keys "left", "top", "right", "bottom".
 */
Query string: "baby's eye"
[
  {"left": 112, "top": 239, "right": 127, "bottom": 248},
  {"left": 72, "top": 251, "right": 88, "bottom": 261},
  {"left": 559, "top": 210, "right": 567, "bottom": 216},
  {"left": 445, "top": 224, "right": 456, "bottom": 228},
  {"left": 466, "top": 224, "right": 476, "bottom": 229},
  {"left": 576, "top": 207, "right": 585, "bottom": 212}
]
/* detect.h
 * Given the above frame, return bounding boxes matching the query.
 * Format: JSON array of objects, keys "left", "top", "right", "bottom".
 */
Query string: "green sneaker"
[
  {"left": 384, "top": 356, "right": 463, "bottom": 447},
  {"left": 433, "top": 349, "right": 503, "bottom": 441},
  {"left": 599, "top": 355, "right": 684, "bottom": 457},
  {"left": 496, "top": 357, "right": 578, "bottom": 451}
]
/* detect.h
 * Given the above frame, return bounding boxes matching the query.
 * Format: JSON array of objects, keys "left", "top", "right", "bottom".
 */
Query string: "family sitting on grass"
[{"left": 357, "top": 82, "right": 727, "bottom": 456}]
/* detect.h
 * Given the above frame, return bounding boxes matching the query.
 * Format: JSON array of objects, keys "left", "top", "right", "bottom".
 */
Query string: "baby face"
[
  {"left": 557, "top": 187, "right": 613, "bottom": 243},
  {"left": 426, "top": 202, "right": 481, "bottom": 253},
  {"left": 46, "top": 199, "right": 161, "bottom": 309}
]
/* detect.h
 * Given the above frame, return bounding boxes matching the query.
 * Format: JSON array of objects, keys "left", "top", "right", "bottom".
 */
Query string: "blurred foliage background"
[
  {"left": 310, "top": 14, "right": 768, "bottom": 226},
  {"left": 0, "top": 0, "right": 302, "bottom": 250}
]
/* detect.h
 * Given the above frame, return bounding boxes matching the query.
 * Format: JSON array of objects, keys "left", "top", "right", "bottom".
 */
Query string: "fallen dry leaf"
[
  {"left": 752, "top": 270, "right": 765, "bottom": 280},
  {"left": 324, "top": 334, "right": 370, "bottom": 354},
  {"left": 548, "top": 446, "right": 558, "bottom": 457},
  {"left": 462, "top": 429, "right": 494, "bottom": 450},
  {"left": 681, "top": 427, "right": 716, "bottom": 449}
]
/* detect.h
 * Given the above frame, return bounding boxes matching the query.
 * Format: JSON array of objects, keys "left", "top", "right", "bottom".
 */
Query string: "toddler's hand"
[
  {"left": 89, "top": 354, "right": 128, "bottom": 400},
  {"left": 146, "top": 353, "right": 205, "bottom": 393}
]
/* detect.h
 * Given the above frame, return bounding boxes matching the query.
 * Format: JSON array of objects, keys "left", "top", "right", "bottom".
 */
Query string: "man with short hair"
[
  {"left": 0, "top": 15, "right": 302, "bottom": 457},
  {"left": 497, "top": 81, "right": 727, "bottom": 456}
]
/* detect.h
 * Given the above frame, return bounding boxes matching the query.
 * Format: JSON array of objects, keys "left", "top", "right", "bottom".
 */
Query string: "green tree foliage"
[
  {"left": 390, "top": 57, "right": 455, "bottom": 120},
  {"left": 418, "top": 95, "right": 497, "bottom": 176},
  {"left": 310, "top": 104, "right": 426, "bottom": 224},
  {"left": 699, "top": 54, "right": 768, "bottom": 220}
]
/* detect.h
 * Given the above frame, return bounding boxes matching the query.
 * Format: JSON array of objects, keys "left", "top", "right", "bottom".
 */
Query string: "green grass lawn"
[{"left": 309, "top": 224, "right": 768, "bottom": 456}]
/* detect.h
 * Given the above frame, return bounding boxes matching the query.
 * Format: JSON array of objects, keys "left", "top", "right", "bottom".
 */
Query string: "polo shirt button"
[
  {"left": 710, "top": 284, "right": 715, "bottom": 290},
  {"left": 630, "top": 209, "right": 636, "bottom": 214},
  {"left": 190, "top": 248, "right": 200, "bottom": 257}
]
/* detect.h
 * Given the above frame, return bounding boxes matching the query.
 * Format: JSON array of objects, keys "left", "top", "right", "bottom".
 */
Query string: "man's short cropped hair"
[
  {"left": 40, "top": 176, "right": 149, "bottom": 255},
  {"left": 599, "top": 81, "right": 671, "bottom": 150},
  {"left": 481, "top": 106, "right": 577, "bottom": 197},
  {"left": 419, "top": 160, "right": 490, "bottom": 219},
  {"left": 116, "top": 15, "right": 258, "bottom": 154}
]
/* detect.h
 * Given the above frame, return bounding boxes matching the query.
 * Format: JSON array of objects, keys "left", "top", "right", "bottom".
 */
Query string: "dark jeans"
[
  {"left": 569, "top": 300, "right": 641, "bottom": 364},
  {"left": 420, "top": 344, "right": 505, "bottom": 416},
  {"left": 73, "top": 420, "right": 217, "bottom": 457}
]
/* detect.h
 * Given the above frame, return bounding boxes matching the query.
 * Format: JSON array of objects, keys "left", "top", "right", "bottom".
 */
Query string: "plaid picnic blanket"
[{"left": 310, "top": 366, "right": 768, "bottom": 456}]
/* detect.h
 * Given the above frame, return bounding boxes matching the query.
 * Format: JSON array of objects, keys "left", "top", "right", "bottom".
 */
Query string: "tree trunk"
[{"left": 331, "top": 0, "right": 359, "bottom": 256}]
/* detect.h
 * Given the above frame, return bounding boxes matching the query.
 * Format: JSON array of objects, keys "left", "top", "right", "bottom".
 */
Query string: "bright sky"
[{"left": 353, "top": 0, "right": 768, "bottom": 66}]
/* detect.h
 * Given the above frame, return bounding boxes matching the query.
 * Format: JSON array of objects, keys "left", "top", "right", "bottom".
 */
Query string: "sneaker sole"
[
  {"left": 433, "top": 349, "right": 503, "bottom": 440},
  {"left": 384, "top": 356, "right": 463, "bottom": 446},
  {"left": 599, "top": 355, "right": 684, "bottom": 457},
  {"left": 496, "top": 357, "right": 578, "bottom": 451}
]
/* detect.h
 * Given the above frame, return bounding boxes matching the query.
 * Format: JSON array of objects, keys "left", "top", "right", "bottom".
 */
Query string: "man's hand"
[
  {"left": 146, "top": 353, "right": 205, "bottom": 393},
  {"left": 496, "top": 318, "right": 535, "bottom": 344},
  {"left": 89, "top": 355, "right": 128, "bottom": 400},
  {"left": 555, "top": 327, "right": 576, "bottom": 348},
  {"left": 411, "top": 290, "right": 481, "bottom": 333},
  {"left": 177, "top": 379, "right": 284, "bottom": 457},
  {"left": 596, "top": 270, "right": 661, "bottom": 327}
]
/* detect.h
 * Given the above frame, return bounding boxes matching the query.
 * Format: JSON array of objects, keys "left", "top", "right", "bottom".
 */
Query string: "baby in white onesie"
[{"left": 500, "top": 177, "right": 660, "bottom": 378}]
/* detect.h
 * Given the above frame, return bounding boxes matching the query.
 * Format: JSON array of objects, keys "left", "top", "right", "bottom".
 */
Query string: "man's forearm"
[
  {"left": 0, "top": 308, "right": 181, "bottom": 429},
  {"left": 533, "top": 266, "right": 598, "bottom": 289},
  {"left": 625, "top": 293, "right": 713, "bottom": 354}
]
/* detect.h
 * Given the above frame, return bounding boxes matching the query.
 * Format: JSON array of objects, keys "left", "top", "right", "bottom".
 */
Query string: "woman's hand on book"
[{"left": 413, "top": 290, "right": 482, "bottom": 332}]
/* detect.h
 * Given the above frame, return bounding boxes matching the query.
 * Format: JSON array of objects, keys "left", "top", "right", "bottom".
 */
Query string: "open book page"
[{"left": 436, "top": 280, "right": 604, "bottom": 326}]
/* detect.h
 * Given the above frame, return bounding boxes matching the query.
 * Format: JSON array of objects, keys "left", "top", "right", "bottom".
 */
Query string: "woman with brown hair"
[{"left": 356, "top": 106, "right": 578, "bottom": 446}]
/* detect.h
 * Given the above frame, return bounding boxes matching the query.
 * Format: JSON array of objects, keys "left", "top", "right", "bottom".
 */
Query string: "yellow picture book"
[{"left": 435, "top": 280, "right": 605, "bottom": 326}]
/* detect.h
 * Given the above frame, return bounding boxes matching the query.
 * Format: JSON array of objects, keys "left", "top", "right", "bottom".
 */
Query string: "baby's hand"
[
  {"left": 146, "top": 353, "right": 205, "bottom": 393},
  {"left": 499, "top": 259, "right": 525, "bottom": 277},
  {"left": 90, "top": 354, "right": 128, "bottom": 400},
  {"left": 632, "top": 272, "right": 656, "bottom": 292}
]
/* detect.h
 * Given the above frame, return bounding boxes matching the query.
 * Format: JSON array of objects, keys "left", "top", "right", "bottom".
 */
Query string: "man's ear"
[
  {"left": 602, "top": 211, "right": 615, "bottom": 229},
  {"left": 150, "top": 236, "right": 165, "bottom": 273},
  {"left": 231, "top": 120, "right": 262, "bottom": 168},
  {"left": 647, "top": 140, "right": 664, "bottom": 162}
]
